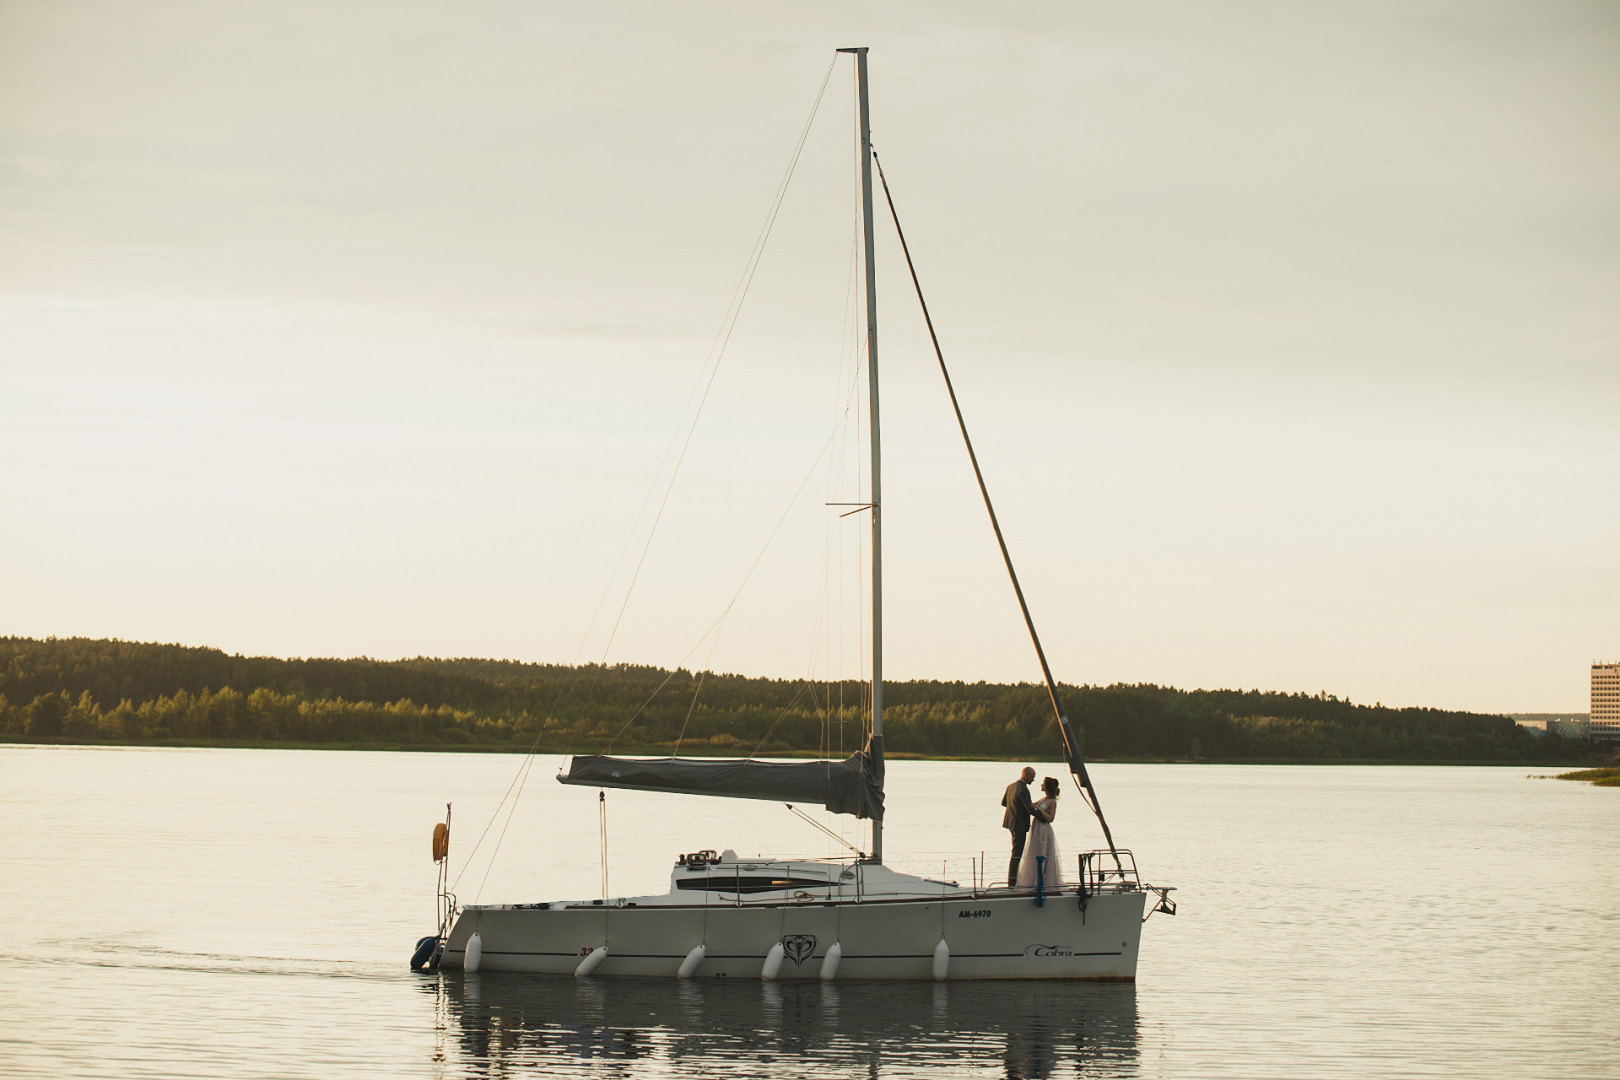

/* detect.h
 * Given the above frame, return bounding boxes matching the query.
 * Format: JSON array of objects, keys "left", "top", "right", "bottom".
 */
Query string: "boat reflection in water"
[{"left": 424, "top": 972, "right": 1140, "bottom": 1078}]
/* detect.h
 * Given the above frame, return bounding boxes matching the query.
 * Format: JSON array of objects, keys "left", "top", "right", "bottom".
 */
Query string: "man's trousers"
[{"left": 1008, "top": 829, "right": 1028, "bottom": 886}]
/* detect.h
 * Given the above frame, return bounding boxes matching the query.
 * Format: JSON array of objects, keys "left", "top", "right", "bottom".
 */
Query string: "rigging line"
[
  {"left": 747, "top": 679, "right": 818, "bottom": 757},
  {"left": 449, "top": 740, "right": 533, "bottom": 891},
  {"left": 819, "top": 481, "right": 834, "bottom": 763},
  {"left": 671, "top": 662, "right": 711, "bottom": 758},
  {"left": 443, "top": 66, "right": 847, "bottom": 889},
  {"left": 806, "top": 678, "right": 825, "bottom": 740},
  {"left": 455, "top": 696, "right": 559, "bottom": 894},
  {"left": 475, "top": 745, "right": 545, "bottom": 902},
  {"left": 850, "top": 60, "right": 870, "bottom": 745},
  {"left": 455, "top": 652, "right": 630, "bottom": 890},
  {"left": 709, "top": 55, "right": 841, "bottom": 374},
  {"left": 677, "top": 188, "right": 856, "bottom": 764},
  {"left": 597, "top": 388, "right": 860, "bottom": 754},
  {"left": 804, "top": 529, "right": 835, "bottom": 726},
  {"left": 569, "top": 304, "right": 727, "bottom": 669},
  {"left": 871, "top": 149, "right": 1120, "bottom": 857},
  {"left": 725, "top": 357, "right": 869, "bottom": 760},
  {"left": 591, "top": 56, "right": 839, "bottom": 677},
  {"left": 818, "top": 512, "right": 839, "bottom": 761},
  {"left": 839, "top": 316, "right": 864, "bottom": 758},
  {"left": 785, "top": 802, "right": 864, "bottom": 857},
  {"left": 557, "top": 64, "right": 846, "bottom": 724},
  {"left": 487, "top": 68, "right": 843, "bottom": 846},
  {"left": 451, "top": 690, "right": 566, "bottom": 892},
  {"left": 570, "top": 418, "right": 695, "bottom": 667},
  {"left": 668, "top": 565, "right": 738, "bottom": 757},
  {"left": 835, "top": 239, "right": 863, "bottom": 756},
  {"left": 463, "top": 657, "right": 616, "bottom": 886},
  {"left": 598, "top": 274, "right": 870, "bottom": 758},
  {"left": 829, "top": 185, "right": 863, "bottom": 490},
  {"left": 826, "top": 199, "right": 861, "bottom": 762},
  {"left": 833, "top": 63, "right": 871, "bottom": 756},
  {"left": 459, "top": 656, "right": 616, "bottom": 883},
  {"left": 602, "top": 660, "right": 698, "bottom": 754}
]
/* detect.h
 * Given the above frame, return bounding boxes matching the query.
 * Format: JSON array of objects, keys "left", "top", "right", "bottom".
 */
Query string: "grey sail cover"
[{"left": 558, "top": 735, "right": 884, "bottom": 821}]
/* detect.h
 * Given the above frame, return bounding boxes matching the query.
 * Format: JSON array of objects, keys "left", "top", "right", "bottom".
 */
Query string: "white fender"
[
  {"left": 761, "top": 942, "right": 785, "bottom": 981},
  {"left": 819, "top": 941, "right": 842, "bottom": 982},
  {"left": 677, "top": 944, "right": 706, "bottom": 979},
  {"left": 575, "top": 945, "right": 608, "bottom": 977},
  {"left": 932, "top": 938, "right": 949, "bottom": 982},
  {"left": 464, "top": 932, "right": 483, "bottom": 973}
]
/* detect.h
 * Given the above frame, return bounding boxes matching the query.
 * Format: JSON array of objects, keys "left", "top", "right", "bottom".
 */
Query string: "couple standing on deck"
[{"left": 1001, "top": 766, "right": 1063, "bottom": 888}]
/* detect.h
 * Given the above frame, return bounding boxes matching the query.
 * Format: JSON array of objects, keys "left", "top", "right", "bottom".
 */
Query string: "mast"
[{"left": 839, "top": 45, "right": 882, "bottom": 864}]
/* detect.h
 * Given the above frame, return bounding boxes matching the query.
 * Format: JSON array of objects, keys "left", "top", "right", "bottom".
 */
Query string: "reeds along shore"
[
  {"left": 0, "top": 637, "right": 1601, "bottom": 764},
  {"left": 1556, "top": 767, "right": 1620, "bottom": 786}
]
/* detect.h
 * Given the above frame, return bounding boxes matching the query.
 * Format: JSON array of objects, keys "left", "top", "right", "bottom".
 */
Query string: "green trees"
[
  {"left": 25, "top": 691, "right": 68, "bottom": 737},
  {"left": 0, "top": 636, "right": 1596, "bottom": 763}
]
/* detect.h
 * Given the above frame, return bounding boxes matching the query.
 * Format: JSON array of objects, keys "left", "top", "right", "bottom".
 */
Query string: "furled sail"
[{"left": 558, "top": 736, "right": 884, "bottom": 821}]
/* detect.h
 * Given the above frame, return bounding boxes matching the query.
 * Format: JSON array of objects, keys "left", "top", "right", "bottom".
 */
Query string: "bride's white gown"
[{"left": 1016, "top": 797, "right": 1064, "bottom": 887}]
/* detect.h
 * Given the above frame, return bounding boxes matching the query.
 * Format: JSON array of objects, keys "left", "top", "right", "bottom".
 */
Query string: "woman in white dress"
[{"left": 1016, "top": 777, "right": 1064, "bottom": 888}]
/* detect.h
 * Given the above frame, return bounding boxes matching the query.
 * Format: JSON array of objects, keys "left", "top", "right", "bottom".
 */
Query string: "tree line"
[{"left": 0, "top": 636, "right": 1597, "bottom": 762}]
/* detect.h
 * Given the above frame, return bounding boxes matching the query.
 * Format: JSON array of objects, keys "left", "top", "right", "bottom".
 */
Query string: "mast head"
[{"left": 836, "top": 46, "right": 869, "bottom": 54}]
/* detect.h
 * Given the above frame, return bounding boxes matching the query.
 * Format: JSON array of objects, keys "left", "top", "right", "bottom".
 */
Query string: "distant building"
[
  {"left": 1550, "top": 717, "right": 1591, "bottom": 739},
  {"left": 1594, "top": 663, "right": 1620, "bottom": 743},
  {"left": 1509, "top": 712, "right": 1588, "bottom": 737}
]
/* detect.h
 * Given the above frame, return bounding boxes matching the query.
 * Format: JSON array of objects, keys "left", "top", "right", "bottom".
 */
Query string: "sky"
[{"left": 1, "top": 0, "right": 1616, "bottom": 713}]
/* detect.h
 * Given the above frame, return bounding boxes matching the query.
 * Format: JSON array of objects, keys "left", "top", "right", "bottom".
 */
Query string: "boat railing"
[
  {"left": 1076, "top": 849, "right": 1140, "bottom": 895},
  {"left": 669, "top": 852, "right": 1147, "bottom": 903}
]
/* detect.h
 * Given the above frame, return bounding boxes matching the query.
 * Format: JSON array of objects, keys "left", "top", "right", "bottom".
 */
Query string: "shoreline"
[
  {"left": 0, "top": 735, "right": 1596, "bottom": 768},
  {"left": 6, "top": 638, "right": 1587, "bottom": 766}
]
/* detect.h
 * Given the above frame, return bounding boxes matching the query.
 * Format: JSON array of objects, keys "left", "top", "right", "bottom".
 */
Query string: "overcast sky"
[{"left": 2, "top": 0, "right": 1616, "bottom": 713}]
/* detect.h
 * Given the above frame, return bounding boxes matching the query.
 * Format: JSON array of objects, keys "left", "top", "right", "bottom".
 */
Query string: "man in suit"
[{"left": 1001, "top": 766, "right": 1037, "bottom": 886}]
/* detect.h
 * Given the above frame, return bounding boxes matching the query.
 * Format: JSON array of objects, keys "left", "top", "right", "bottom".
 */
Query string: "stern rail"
[{"left": 1076, "top": 848, "right": 1140, "bottom": 895}]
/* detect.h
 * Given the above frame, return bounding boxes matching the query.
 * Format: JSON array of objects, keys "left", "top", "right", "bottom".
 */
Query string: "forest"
[{"left": 0, "top": 636, "right": 1597, "bottom": 763}]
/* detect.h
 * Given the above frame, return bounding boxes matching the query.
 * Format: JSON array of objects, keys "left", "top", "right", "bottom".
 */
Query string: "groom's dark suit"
[{"left": 1001, "top": 777, "right": 1035, "bottom": 886}]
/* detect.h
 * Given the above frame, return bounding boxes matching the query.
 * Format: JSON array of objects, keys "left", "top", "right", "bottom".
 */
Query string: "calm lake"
[{"left": 2, "top": 747, "right": 1615, "bottom": 1079}]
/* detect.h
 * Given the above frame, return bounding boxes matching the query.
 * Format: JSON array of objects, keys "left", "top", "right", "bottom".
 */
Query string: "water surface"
[{"left": 2, "top": 748, "right": 1614, "bottom": 1078}]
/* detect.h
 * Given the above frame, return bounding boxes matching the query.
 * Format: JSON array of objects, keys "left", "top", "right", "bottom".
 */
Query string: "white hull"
[{"left": 438, "top": 857, "right": 1148, "bottom": 981}]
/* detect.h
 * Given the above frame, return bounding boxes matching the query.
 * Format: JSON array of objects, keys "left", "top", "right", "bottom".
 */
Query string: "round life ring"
[{"left": 432, "top": 822, "right": 449, "bottom": 862}]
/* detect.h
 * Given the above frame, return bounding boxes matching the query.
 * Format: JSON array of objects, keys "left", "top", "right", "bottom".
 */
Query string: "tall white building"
[{"left": 1593, "top": 662, "right": 1620, "bottom": 742}]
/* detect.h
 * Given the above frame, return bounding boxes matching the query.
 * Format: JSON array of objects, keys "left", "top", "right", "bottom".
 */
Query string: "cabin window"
[{"left": 675, "top": 876, "right": 831, "bottom": 894}]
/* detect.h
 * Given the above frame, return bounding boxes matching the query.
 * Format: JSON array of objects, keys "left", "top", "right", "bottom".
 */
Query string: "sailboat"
[{"left": 426, "top": 47, "right": 1173, "bottom": 982}]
